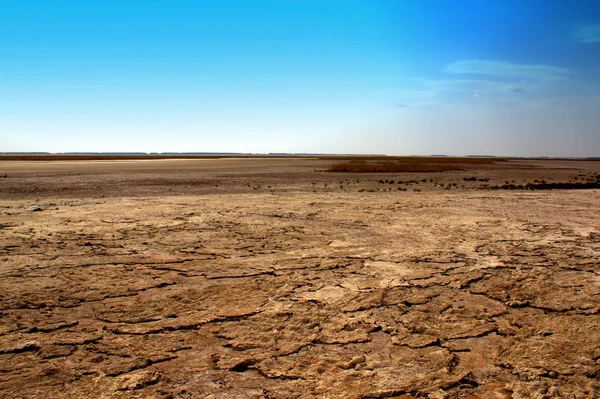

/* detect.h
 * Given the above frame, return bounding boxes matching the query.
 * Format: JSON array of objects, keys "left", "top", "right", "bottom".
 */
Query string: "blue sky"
[{"left": 1, "top": 0, "right": 599, "bottom": 156}]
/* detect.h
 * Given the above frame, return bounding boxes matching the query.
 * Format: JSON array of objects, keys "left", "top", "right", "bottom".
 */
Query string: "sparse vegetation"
[
  {"left": 486, "top": 181, "right": 600, "bottom": 190},
  {"left": 327, "top": 160, "right": 466, "bottom": 173},
  {"left": 527, "top": 182, "right": 600, "bottom": 190},
  {"left": 323, "top": 156, "right": 504, "bottom": 164}
]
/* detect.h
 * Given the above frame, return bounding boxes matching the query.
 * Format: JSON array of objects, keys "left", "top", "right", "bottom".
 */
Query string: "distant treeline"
[{"left": 1, "top": 153, "right": 598, "bottom": 161}]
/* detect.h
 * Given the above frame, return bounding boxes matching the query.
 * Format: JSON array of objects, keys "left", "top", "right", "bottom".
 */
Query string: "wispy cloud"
[
  {"left": 574, "top": 24, "right": 600, "bottom": 44},
  {"left": 395, "top": 60, "right": 572, "bottom": 108},
  {"left": 444, "top": 60, "right": 570, "bottom": 82},
  {"left": 423, "top": 79, "right": 530, "bottom": 95}
]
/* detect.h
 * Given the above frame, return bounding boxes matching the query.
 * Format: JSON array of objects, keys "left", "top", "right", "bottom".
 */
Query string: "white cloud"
[
  {"left": 574, "top": 24, "right": 600, "bottom": 44},
  {"left": 423, "top": 79, "right": 530, "bottom": 94},
  {"left": 394, "top": 60, "right": 575, "bottom": 110},
  {"left": 444, "top": 60, "right": 570, "bottom": 82},
  {"left": 408, "top": 78, "right": 546, "bottom": 104}
]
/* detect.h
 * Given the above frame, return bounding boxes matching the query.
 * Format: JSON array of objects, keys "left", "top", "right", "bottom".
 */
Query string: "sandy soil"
[{"left": 1, "top": 158, "right": 599, "bottom": 398}]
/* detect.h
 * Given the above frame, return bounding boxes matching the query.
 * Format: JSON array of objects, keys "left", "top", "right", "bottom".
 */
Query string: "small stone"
[
  {"left": 338, "top": 355, "right": 365, "bottom": 370},
  {"left": 116, "top": 371, "right": 160, "bottom": 391},
  {"left": 0, "top": 341, "right": 40, "bottom": 354}
]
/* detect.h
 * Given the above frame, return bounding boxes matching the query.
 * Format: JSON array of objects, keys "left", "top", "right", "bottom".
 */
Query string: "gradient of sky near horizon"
[{"left": 1, "top": 0, "right": 599, "bottom": 156}]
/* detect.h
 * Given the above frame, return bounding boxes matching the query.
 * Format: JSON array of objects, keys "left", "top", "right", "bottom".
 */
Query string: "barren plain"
[{"left": 1, "top": 157, "right": 599, "bottom": 398}]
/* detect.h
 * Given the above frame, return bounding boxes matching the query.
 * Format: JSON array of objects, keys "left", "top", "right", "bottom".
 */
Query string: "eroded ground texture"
[{"left": 1, "top": 190, "right": 600, "bottom": 398}]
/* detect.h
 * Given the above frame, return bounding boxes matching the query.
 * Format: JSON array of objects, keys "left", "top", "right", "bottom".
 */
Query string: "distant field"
[{"left": 1, "top": 157, "right": 599, "bottom": 199}]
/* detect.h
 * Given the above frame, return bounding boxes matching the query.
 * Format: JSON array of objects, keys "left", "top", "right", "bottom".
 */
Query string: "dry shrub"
[
  {"left": 327, "top": 161, "right": 462, "bottom": 173},
  {"left": 325, "top": 156, "right": 506, "bottom": 173},
  {"left": 321, "top": 156, "right": 504, "bottom": 164}
]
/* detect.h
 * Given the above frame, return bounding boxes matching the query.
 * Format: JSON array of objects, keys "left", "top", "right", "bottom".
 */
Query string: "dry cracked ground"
[{"left": 1, "top": 159, "right": 600, "bottom": 398}]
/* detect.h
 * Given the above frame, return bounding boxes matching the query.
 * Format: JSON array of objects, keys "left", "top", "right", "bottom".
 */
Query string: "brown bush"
[
  {"left": 320, "top": 156, "right": 504, "bottom": 164},
  {"left": 327, "top": 161, "right": 462, "bottom": 173}
]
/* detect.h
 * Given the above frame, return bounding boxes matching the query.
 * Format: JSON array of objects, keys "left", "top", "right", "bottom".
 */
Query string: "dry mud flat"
[{"left": 1, "top": 190, "right": 600, "bottom": 398}]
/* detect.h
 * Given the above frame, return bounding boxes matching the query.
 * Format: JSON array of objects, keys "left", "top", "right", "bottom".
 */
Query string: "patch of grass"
[
  {"left": 327, "top": 160, "right": 463, "bottom": 173},
  {"left": 527, "top": 182, "right": 600, "bottom": 190},
  {"left": 487, "top": 182, "right": 600, "bottom": 190},
  {"left": 320, "top": 156, "right": 505, "bottom": 164}
]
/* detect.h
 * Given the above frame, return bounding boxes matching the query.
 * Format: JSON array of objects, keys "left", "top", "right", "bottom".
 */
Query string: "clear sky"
[{"left": 1, "top": 0, "right": 599, "bottom": 156}]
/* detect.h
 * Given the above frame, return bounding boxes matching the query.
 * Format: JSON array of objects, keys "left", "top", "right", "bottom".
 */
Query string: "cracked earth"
[{"left": 1, "top": 159, "right": 599, "bottom": 398}]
